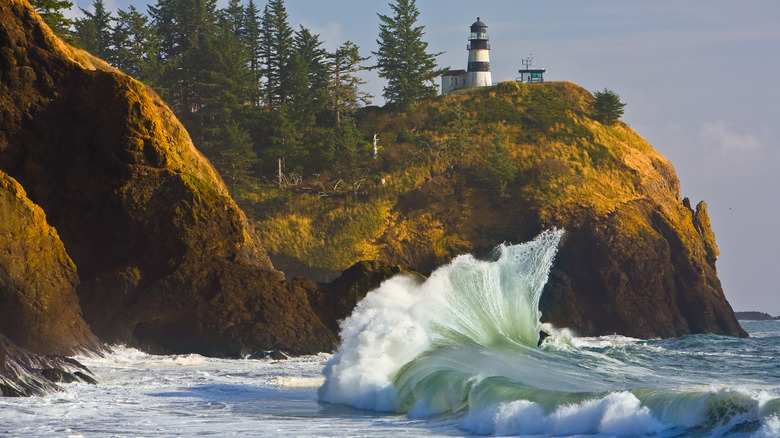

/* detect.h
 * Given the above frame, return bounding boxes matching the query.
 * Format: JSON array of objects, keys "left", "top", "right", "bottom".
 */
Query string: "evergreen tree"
[
  {"left": 332, "top": 123, "right": 371, "bottom": 196},
  {"left": 112, "top": 6, "right": 158, "bottom": 80},
  {"left": 190, "top": 5, "right": 257, "bottom": 189},
  {"left": 204, "top": 11, "right": 255, "bottom": 117},
  {"left": 220, "top": 0, "right": 246, "bottom": 36},
  {"left": 149, "top": 0, "right": 216, "bottom": 61},
  {"left": 448, "top": 103, "right": 475, "bottom": 201},
  {"left": 268, "top": 104, "right": 305, "bottom": 178},
  {"left": 215, "top": 118, "right": 259, "bottom": 199},
  {"left": 244, "top": 0, "right": 263, "bottom": 105},
  {"left": 328, "top": 41, "right": 372, "bottom": 127},
  {"left": 73, "top": 0, "right": 114, "bottom": 59},
  {"left": 259, "top": 0, "right": 294, "bottom": 108},
  {"left": 593, "top": 88, "right": 627, "bottom": 126},
  {"left": 30, "top": 0, "right": 74, "bottom": 36},
  {"left": 479, "top": 131, "right": 517, "bottom": 198},
  {"left": 373, "top": 0, "right": 443, "bottom": 107},
  {"left": 148, "top": 0, "right": 217, "bottom": 116},
  {"left": 284, "top": 26, "right": 329, "bottom": 128}
]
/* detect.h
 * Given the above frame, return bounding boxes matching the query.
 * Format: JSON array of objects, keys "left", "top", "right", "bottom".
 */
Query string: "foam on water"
[
  {"left": 319, "top": 230, "right": 780, "bottom": 436},
  {"left": 3, "top": 231, "right": 780, "bottom": 437},
  {"left": 319, "top": 229, "right": 564, "bottom": 412}
]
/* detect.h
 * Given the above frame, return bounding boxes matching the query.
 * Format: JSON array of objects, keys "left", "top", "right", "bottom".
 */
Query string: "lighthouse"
[
  {"left": 441, "top": 18, "right": 492, "bottom": 94},
  {"left": 467, "top": 17, "right": 491, "bottom": 87}
]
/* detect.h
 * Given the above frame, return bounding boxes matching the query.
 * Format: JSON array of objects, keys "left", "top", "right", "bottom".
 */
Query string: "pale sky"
[{"left": 67, "top": 1, "right": 780, "bottom": 316}]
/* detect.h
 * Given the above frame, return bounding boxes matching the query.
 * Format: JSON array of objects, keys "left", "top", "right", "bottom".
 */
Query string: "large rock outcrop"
[
  {"left": 255, "top": 82, "right": 747, "bottom": 339},
  {"left": 0, "top": 170, "right": 101, "bottom": 355},
  {"left": 0, "top": 0, "right": 334, "bottom": 356}
]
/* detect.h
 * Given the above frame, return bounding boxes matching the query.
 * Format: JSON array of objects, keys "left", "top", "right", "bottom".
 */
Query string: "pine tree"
[
  {"left": 328, "top": 41, "right": 372, "bottom": 127},
  {"left": 259, "top": 0, "right": 294, "bottom": 108},
  {"left": 479, "top": 131, "right": 517, "bottom": 198},
  {"left": 284, "top": 26, "right": 329, "bottom": 128},
  {"left": 333, "top": 123, "right": 371, "bottom": 197},
  {"left": 593, "top": 88, "right": 627, "bottom": 126},
  {"left": 148, "top": 0, "right": 218, "bottom": 117},
  {"left": 73, "top": 0, "right": 114, "bottom": 59},
  {"left": 220, "top": 0, "right": 246, "bottom": 36},
  {"left": 268, "top": 104, "right": 305, "bottom": 178},
  {"left": 216, "top": 118, "right": 259, "bottom": 199},
  {"left": 373, "top": 0, "right": 443, "bottom": 107},
  {"left": 244, "top": 0, "right": 263, "bottom": 106},
  {"left": 448, "top": 103, "right": 475, "bottom": 201},
  {"left": 112, "top": 6, "right": 158, "bottom": 80},
  {"left": 30, "top": 0, "right": 74, "bottom": 36}
]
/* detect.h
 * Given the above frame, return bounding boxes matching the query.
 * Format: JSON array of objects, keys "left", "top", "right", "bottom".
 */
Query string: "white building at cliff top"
[{"left": 442, "top": 17, "right": 492, "bottom": 95}]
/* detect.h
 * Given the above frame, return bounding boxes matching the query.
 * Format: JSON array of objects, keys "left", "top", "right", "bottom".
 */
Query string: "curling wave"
[{"left": 319, "top": 230, "right": 780, "bottom": 436}]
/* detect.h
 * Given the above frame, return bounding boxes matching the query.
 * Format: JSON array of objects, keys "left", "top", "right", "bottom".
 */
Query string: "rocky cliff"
[
  {"left": 0, "top": 0, "right": 334, "bottom": 357},
  {"left": 254, "top": 82, "right": 747, "bottom": 339},
  {"left": 0, "top": 0, "right": 745, "bottom": 367},
  {"left": 0, "top": 171, "right": 101, "bottom": 355}
]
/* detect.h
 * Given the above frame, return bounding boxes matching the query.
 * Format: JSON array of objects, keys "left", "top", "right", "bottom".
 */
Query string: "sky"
[{"left": 66, "top": 1, "right": 780, "bottom": 315}]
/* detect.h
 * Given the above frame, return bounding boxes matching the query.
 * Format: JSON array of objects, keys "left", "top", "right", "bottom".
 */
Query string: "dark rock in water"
[
  {"left": 309, "top": 260, "right": 424, "bottom": 334},
  {"left": 0, "top": 334, "right": 96, "bottom": 397},
  {"left": 0, "top": 0, "right": 331, "bottom": 356},
  {"left": 540, "top": 199, "right": 747, "bottom": 339},
  {"left": 734, "top": 312, "right": 779, "bottom": 321},
  {"left": 128, "top": 270, "right": 335, "bottom": 357},
  {"left": 0, "top": 171, "right": 103, "bottom": 356}
]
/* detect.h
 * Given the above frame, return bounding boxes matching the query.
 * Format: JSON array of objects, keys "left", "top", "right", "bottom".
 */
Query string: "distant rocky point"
[{"left": 734, "top": 312, "right": 780, "bottom": 321}]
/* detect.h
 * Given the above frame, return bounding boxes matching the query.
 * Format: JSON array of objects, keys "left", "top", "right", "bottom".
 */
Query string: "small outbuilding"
[
  {"left": 441, "top": 69, "right": 468, "bottom": 95},
  {"left": 517, "top": 55, "right": 545, "bottom": 83},
  {"left": 517, "top": 68, "right": 546, "bottom": 83}
]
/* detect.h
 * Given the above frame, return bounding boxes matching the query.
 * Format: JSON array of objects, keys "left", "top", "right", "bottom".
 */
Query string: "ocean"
[{"left": 2, "top": 230, "right": 779, "bottom": 437}]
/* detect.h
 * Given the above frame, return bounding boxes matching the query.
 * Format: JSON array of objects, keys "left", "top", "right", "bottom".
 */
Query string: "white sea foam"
[
  {"left": 319, "top": 230, "right": 564, "bottom": 413},
  {"left": 4, "top": 241, "right": 780, "bottom": 437}
]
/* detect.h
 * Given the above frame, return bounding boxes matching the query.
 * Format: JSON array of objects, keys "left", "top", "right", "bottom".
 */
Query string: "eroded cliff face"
[
  {"left": 256, "top": 82, "right": 747, "bottom": 340},
  {"left": 0, "top": 0, "right": 334, "bottom": 356},
  {"left": 0, "top": 171, "right": 101, "bottom": 355},
  {"left": 386, "top": 93, "right": 746, "bottom": 339},
  {"left": 0, "top": 0, "right": 744, "bottom": 361}
]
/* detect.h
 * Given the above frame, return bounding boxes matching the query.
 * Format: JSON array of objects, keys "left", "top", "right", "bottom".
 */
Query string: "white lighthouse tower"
[{"left": 467, "top": 17, "right": 491, "bottom": 87}]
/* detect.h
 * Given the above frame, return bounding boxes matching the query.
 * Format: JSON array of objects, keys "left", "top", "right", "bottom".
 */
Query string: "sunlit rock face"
[
  {"left": 0, "top": 0, "right": 334, "bottom": 357},
  {"left": 0, "top": 171, "right": 101, "bottom": 356}
]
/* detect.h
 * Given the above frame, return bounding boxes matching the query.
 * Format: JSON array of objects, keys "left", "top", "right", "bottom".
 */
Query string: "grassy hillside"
[{"left": 241, "top": 81, "right": 683, "bottom": 277}]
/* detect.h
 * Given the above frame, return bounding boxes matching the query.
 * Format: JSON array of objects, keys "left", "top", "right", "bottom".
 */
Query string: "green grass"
[{"left": 240, "top": 81, "right": 676, "bottom": 273}]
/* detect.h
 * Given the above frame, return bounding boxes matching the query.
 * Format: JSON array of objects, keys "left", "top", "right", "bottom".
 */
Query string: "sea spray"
[
  {"left": 318, "top": 229, "right": 564, "bottom": 412},
  {"left": 319, "top": 231, "right": 780, "bottom": 436}
]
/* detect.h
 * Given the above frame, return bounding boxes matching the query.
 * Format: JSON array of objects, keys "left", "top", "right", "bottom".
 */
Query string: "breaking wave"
[{"left": 319, "top": 230, "right": 780, "bottom": 436}]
